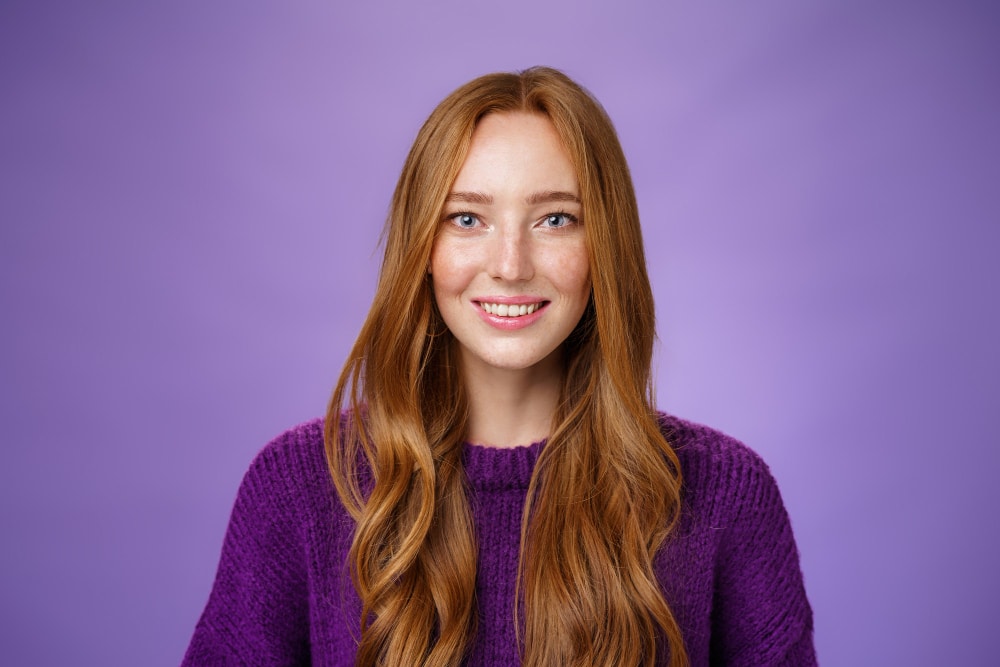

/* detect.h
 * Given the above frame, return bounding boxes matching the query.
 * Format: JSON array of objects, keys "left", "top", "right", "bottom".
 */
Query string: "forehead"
[{"left": 451, "top": 112, "right": 579, "bottom": 196}]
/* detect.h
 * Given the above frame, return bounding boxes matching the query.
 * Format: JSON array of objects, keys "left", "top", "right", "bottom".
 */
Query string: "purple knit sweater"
[{"left": 183, "top": 415, "right": 815, "bottom": 666}]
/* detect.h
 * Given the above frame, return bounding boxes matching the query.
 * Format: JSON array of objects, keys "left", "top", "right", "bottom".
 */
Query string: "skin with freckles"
[{"left": 429, "top": 112, "right": 591, "bottom": 446}]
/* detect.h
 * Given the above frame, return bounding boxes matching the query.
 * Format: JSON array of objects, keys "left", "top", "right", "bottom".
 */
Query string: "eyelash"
[{"left": 446, "top": 210, "right": 580, "bottom": 229}]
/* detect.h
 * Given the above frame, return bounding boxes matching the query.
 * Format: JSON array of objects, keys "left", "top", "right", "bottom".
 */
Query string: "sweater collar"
[{"left": 462, "top": 439, "right": 545, "bottom": 491}]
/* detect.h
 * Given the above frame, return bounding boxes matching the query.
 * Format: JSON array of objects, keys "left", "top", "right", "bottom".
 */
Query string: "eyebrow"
[
  {"left": 446, "top": 191, "right": 493, "bottom": 205},
  {"left": 445, "top": 190, "right": 581, "bottom": 206},
  {"left": 526, "top": 190, "right": 581, "bottom": 205}
]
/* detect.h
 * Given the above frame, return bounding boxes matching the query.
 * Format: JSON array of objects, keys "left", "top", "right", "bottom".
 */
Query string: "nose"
[{"left": 488, "top": 226, "right": 534, "bottom": 282}]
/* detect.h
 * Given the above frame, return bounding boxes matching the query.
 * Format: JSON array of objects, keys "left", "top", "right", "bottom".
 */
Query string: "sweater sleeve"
[
  {"left": 182, "top": 433, "right": 312, "bottom": 667},
  {"left": 709, "top": 449, "right": 816, "bottom": 666}
]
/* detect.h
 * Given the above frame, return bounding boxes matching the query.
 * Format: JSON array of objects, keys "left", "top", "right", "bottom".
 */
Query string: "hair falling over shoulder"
[{"left": 325, "top": 67, "right": 687, "bottom": 667}]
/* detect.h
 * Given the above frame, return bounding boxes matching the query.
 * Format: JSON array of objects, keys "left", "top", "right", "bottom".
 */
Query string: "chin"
[{"left": 474, "top": 347, "right": 563, "bottom": 374}]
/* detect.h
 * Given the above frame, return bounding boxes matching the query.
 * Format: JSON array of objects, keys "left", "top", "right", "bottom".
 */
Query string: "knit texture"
[{"left": 183, "top": 415, "right": 815, "bottom": 666}]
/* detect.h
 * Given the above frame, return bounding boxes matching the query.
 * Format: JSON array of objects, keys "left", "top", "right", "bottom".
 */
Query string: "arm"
[{"left": 182, "top": 439, "right": 311, "bottom": 666}]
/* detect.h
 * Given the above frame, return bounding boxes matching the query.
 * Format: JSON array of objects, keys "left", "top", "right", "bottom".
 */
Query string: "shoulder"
[
  {"left": 657, "top": 412, "right": 770, "bottom": 475},
  {"left": 656, "top": 413, "right": 816, "bottom": 664},
  {"left": 245, "top": 417, "right": 328, "bottom": 484},
  {"left": 234, "top": 417, "right": 336, "bottom": 529},
  {"left": 183, "top": 419, "right": 334, "bottom": 665},
  {"left": 656, "top": 412, "right": 791, "bottom": 537}
]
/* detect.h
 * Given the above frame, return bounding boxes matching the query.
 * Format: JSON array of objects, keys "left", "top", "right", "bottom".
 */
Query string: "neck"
[{"left": 462, "top": 353, "right": 563, "bottom": 449}]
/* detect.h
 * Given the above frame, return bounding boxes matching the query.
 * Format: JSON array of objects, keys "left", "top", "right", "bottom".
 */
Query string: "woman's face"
[{"left": 430, "top": 112, "right": 591, "bottom": 380}]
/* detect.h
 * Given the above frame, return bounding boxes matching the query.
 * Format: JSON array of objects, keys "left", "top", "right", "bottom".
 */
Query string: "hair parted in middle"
[{"left": 325, "top": 66, "right": 688, "bottom": 667}]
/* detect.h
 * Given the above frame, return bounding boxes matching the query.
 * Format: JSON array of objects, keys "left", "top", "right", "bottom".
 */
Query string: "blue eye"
[
  {"left": 542, "top": 213, "right": 577, "bottom": 228},
  {"left": 451, "top": 213, "right": 479, "bottom": 228}
]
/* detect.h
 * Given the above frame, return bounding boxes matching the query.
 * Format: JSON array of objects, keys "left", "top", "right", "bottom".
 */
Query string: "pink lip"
[{"left": 472, "top": 298, "right": 549, "bottom": 330}]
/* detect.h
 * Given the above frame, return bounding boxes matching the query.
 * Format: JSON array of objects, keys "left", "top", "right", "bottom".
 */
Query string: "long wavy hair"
[{"left": 325, "top": 66, "right": 686, "bottom": 667}]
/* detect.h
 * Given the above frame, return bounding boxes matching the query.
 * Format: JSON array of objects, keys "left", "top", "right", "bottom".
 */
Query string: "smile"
[{"left": 478, "top": 301, "right": 545, "bottom": 318}]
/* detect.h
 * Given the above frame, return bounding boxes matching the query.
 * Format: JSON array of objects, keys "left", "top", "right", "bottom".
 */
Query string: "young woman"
[{"left": 183, "top": 67, "right": 815, "bottom": 667}]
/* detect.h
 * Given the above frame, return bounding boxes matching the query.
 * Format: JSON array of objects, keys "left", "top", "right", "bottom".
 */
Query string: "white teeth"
[{"left": 480, "top": 302, "right": 541, "bottom": 317}]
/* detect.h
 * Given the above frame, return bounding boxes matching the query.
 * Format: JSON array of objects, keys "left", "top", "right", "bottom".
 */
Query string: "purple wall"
[{"left": 2, "top": 1, "right": 997, "bottom": 664}]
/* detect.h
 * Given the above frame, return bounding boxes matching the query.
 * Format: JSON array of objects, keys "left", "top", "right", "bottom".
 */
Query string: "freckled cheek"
[
  {"left": 540, "top": 245, "right": 591, "bottom": 297},
  {"left": 430, "top": 241, "right": 480, "bottom": 296}
]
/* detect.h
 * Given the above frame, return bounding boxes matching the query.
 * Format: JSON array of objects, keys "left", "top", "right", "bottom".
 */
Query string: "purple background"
[{"left": 1, "top": 1, "right": 997, "bottom": 664}]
